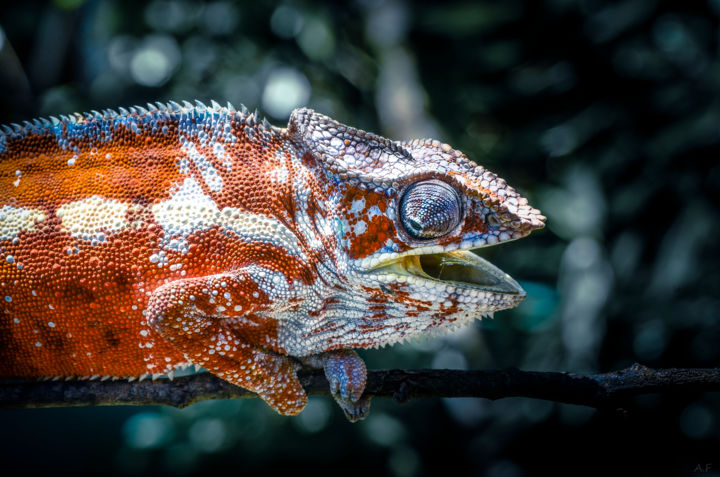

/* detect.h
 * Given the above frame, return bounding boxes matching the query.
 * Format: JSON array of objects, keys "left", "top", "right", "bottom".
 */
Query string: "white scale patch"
[
  {"left": 181, "top": 140, "right": 223, "bottom": 192},
  {"left": 354, "top": 219, "right": 367, "bottom": 235},
  {"left": 268, "top": 149, "right": 289, "bottom": 183},
  {"left": 245, "top": 264, "right": 298, "bottom": 302},
  {"left": 0, "top": 205, "right": 46, "bottom": 241},
  {"left": 56, "top": 196, "right": 129, "bottom": 242},
  {"left": 349, "top": 196, "right": 365, "bottom": 215},
  {"left": 219, "top": 208, "right": 304, "bottom": 257},
  {"left": 151, "top": 178, "right": 217, "bottom": 253},
  {"left": 152, "top": 178, "right": 303, "bottom": 256}
]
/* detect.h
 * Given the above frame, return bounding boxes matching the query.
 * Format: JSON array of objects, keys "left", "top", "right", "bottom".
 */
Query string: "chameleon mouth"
[{"left": 372, "top": 250, "right": 525, "bottom": 296}]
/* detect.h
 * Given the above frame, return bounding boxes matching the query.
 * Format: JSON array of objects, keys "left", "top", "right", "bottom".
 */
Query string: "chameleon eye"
[{"left": 400, "top": 180, "right": 462, "bottom": 240}]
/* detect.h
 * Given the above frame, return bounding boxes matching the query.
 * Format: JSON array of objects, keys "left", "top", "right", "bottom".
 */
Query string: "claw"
[{"left": 335, "top": 394, "right": 371, "bottom": 422}]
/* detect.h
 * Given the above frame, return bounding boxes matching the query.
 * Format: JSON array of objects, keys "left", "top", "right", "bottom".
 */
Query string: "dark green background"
[{"left": 1, "top": 0, "right": 719, "bottom": 475}]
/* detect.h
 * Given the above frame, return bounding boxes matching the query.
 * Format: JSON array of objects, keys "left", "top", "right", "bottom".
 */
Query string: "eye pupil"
[
  {"left": 400, "top": 180, "right": 461, "bottom": 240},
  {"left": 407, "top": 218, "right": 422, "bottom": 232}
]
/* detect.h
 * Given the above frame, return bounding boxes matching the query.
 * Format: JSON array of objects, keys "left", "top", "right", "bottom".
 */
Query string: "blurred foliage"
[{"left": 1, "top": 0, "right": 719, "bottom": 476}]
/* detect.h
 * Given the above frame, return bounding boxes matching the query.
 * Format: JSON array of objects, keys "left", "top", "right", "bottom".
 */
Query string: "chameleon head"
[{"left": 288, "top": 109, "right": 545, "bottom": 349}]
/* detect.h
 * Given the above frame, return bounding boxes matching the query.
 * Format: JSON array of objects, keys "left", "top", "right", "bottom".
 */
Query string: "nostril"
[{"left": 486, "top": 213, "right": 500, "bottom": 229}]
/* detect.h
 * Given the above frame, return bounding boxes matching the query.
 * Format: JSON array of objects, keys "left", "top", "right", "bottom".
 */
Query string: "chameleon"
[{"left": 0, "top": 101, "right": 544, "bottom": 421}]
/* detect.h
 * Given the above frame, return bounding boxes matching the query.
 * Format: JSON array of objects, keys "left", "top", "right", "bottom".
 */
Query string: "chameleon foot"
[{"left": 304, "top": 349, "right": 371, "bottom": 422}]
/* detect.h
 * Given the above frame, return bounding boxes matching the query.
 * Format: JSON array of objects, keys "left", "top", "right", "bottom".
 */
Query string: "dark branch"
[{"left": 1, "top": 364, "right": 719, "bottom": 410}]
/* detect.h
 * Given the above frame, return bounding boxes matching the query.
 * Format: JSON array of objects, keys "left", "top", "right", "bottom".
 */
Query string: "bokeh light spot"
[
  {"left": 297, "top": 17, "right": 335, "bottom": 61},
  {"left": 201, "top": 2, "right": 239, "bottom": 36},
  {"left": 123, "top": 411, "right": 175, "bottom": 449},
  {"left": 129, "top": 36, "right": 181, "bottom": 87},
  {"left": 262, "top": 68, "right": 311, "bottom": 119},
  {"left": 188, "top": 418, "right": 227, "bottom": 453},
  {"left": 271, "top": 5, "right": 304, "bottom": 38},
  {"left": 294, "top": 398, "right": 331, "bottom": 433},
  {"left": 679, "top": 403, "right": 714, "bottom": 439},
  {"left": 362, "top": 413, "right": 405, "bottom": 446}
]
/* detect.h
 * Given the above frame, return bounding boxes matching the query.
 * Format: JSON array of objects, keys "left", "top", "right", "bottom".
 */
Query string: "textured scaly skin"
[{"left": 0, "top": 101, "right": 544, "bottom": 420}]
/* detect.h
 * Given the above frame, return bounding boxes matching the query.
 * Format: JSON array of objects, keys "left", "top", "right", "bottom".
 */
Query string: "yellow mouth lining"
[{"left": 372, "top": 250, "right": 524, "bottom": 295}]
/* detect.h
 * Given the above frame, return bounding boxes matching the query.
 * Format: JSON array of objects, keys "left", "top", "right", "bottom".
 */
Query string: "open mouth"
[{"left": 370, "top": 250, "right": 525, "bottom": 296}]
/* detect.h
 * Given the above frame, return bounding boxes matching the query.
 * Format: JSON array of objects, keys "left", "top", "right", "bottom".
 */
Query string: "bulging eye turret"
[{"left": 400, "top": 180, "right": 462, "bottom": 240}]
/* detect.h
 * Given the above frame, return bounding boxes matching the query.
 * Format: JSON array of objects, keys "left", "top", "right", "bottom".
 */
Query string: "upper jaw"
[{"left": 361, "top": 248, "right": 525, "bottom": 298}]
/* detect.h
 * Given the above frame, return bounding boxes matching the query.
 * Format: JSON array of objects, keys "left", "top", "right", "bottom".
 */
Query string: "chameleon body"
[{"left": 0, "top": 101, "right": 544, "bottom": 420}]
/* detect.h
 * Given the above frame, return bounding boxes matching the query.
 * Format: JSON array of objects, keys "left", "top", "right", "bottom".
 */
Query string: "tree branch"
[{"left": 1, "top": 364, "right": 718, "bottom": 410}]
